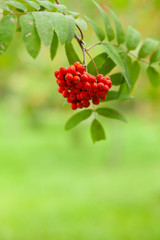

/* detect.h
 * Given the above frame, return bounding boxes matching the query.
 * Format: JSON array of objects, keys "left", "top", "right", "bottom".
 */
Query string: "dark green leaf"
[
  {"left": 33, "top": 12, "right": 54, "bottom": 46},
  {"left": 50, "top": 30, "right": 58, "bottom": 60},
  {"left": 90, "top": 119, "right": 106, "bottom": 143},
  {"left": 87, "top": 52, "right": 115, "bottom": 76},
  {"left": 24, "top": 0, "right": 40, "bottom": 10},
  {"left": 102, "top": 90, "right": 133, "bottom": 102},
  {"left": 146, "top": 66, "right": 160, "bottom": 88},
  {"left": 65, "top": 42, "right": 81, "bottom": 64},
  {"left": 96, "top": 107, "right": 127, "bottom": 122},
  {"left": 0, "top": 15, "right": 17, "bottom": 55},
  {"left": 110, "top": 73, "right": 125, "bottom": 85},
  {"left": 126, "top": 26, "right": 141, "bottom": 51},
  {"left": 93, "top": 1, "right": 115, "bottom": 42},
  {"left": 52, "top": 4, "right": 67, "bottom": 13},
  {"left": 65, "top": 109, "right": 93, "bottom": 130},
  {"left": 129, "top": 61, "right": 140, "bottom": 92},
  {"left": 20, "top": 14, "right": 41, "bottom": 59},
  {"left": 138, "top": 38, "right": 159, "bottom": 59},
  {"left": 150, "top": 48, "right": 160, "bottom": 64},
  {"left": 6, "top": 0, "right": 27, "bottom": 11},
  {"left": 85, "top": 16, "right": 105, "bottom": 41},
  {"left": 37, "top": 1, "right": 55, "bottom": 10},
  {"left": 75, "top": 18, "right": 87, "bottom": 30},
  {"left": 110, "top": 9, "right": 125, "bottom": 44}
]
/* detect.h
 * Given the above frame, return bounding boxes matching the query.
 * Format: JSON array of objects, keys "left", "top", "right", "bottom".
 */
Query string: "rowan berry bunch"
[{"left": 54, "top": 62, "right": 112, "bottom": 110}]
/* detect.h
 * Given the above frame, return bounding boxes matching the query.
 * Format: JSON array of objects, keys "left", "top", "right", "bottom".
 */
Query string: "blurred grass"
[{"left": 0, "top": 108, "right": 160, "bottom": 240}]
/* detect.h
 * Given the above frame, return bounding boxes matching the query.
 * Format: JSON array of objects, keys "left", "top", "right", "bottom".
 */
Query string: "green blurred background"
[{"left": 0, "top": 0, "right": 160, "bottom": 239}]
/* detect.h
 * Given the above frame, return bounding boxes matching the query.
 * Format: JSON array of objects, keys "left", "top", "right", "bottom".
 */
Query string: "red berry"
[
  {"left": 58, "top": 87, "right": 64, "bottom": 93},
  {"left": 65, "top": 73, "right": 73, "bottom": 81},
  {"left": 62, "top": 90, "right": 69, "bottom": 98},
  {"left": 76, "top": 82, "right": 83, "bottom": 89},
  {"left": 106, "top": 79, "right": 112, "bottom": 89},
  {"left": 71, "top": 103, "right": 77, "bottom": 110},
  {"left": 74, "top": 62, "right": 81, "bottom": 69},
  {"left": 67, "top": 97, "right": 72, "bottom": 103},
  {"left": 104, "top": 85, "right": 109, "bottom": 92},
  {"left": 81, "top": 99, "right": 90, "bottom": 108},
  {"left": 67, "top": 65, "right": 76, "bottom": 75},
  {"left": 77, "top": 64, "right": 85, "bottom": 74},
  {"left": 81, "top": 74, "right": 88, "bottom": 82},
  {"left": 92, "top": 82, "right": 98, "bottom": 92},
  {"left": 59, "top": 67, "right": 67, "bottom": 75},
  {"left": 77, "top": 102, "right": 82, "bottom": 108},
  {"left": 57, "top": 74, "right": 64, "bottom": 80},
  {"left": 80, "top": 91, "right": 88, "bottom": 99},
  {"left": 96, "top": 74, "right": 103, "bottom": 81},
  {"left": 58, "top": 80, "right": 66, "bottom": 87},
  {"left": 97, "top": 91, "right": 105, "bottom": 98},
  {"left": 77, "top": 94, "right": 81, "bottom": 101},
  {"left": 69, "top": 93, "right": 77, "bottom": 101},
  {"left": 73, "top": 76, "right": 80, "bottom": 84},
  {"left": 97, "top": 82, "right": 104, "bottom": 90},
  {"left": 54, "top": 70, "right": 59, "bottom": 78},
  {"left": 100, "top": 95, "right": 106, "bottom": 101},
  {"left": 92, "top": 97, "right": 100, "bottom": 105},
  {"left": 84, "top": 82, "right": 91, "bottom": 90}
]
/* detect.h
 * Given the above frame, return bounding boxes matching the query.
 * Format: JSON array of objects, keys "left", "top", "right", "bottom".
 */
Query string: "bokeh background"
[{"left": 0, "top": 0, "right": 160, "bottom": 239}]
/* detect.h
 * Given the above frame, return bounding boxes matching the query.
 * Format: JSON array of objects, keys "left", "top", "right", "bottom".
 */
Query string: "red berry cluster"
[{"left": 54, "top": 62, "right": 112, "bottom": 110}]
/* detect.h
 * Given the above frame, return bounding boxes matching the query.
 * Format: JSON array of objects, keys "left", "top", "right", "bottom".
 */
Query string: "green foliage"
[
  {"left": 90, "top": 119, "right": 106, "bottom": 143},
  {"left": 150, "top": 48, "right": 160, "bottom": 64},
  {"left": 110, "top": 9, "right": 125, "bottom": 44},
  {"left": 85, "top": 16, "right": 105, "bottom": 41},
  {"left": 96, "top": 107, "right": 127, "bottom": 122},
  {"left": 126, "top": 26, "right": 141, "bottom": 51},
  {"left": 146, "top": 66, "right": 160, "bottom": 88},
  {"left": 87, "top": 52, "right": 115, "bottom": 76},
  {"left": 65, "top": 42, "right": 81, "bottom": 65},
  {"left": 65, "top": 109, "right": 93, "bottom": 130},
  {"left": 50, "top": 31, "right": 58, "bottom": 60},
  {"left": 93, "top": 1, "right": 115, "bottom": 42},
  {"left": 138, "top": 38, "right": 159, "bottom": 59},
  {"left": 0, "top": 15, "right": 17, "bottom": 55},
  {"left": 0, "top": 0, "right": 160, "bottom": 143},
  {"left": 20, "top": 14, "right": 41, "bottom": 59}
]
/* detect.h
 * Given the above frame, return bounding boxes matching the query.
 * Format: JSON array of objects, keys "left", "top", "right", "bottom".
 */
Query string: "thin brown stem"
[{"left": 85, "top": 49, "right": 98, "bottom": 75}]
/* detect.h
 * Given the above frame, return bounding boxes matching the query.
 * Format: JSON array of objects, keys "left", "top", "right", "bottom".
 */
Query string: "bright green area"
[{"left": 0, "top": 110, "right": 160, "bottom": 240}]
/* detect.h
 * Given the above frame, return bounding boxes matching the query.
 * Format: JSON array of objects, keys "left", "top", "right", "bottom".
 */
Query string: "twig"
[
  {"left": 85, "top": 49, "right": 98, "bottom": 75},
  {"left": 86, "top": 41, "right": 149, "bottom": 65}
]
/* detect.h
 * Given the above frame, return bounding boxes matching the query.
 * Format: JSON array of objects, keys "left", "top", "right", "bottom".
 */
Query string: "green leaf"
[
  {"left": 87, "top": 52, "right": 115, "bottom": 76},
  {"left": 65, "top": 15, "right": 76, "bottom": 42},
  {"left": 96, "top": 107, "right": 127, "bottom": 122},
  {"left": 33, "top": 12, "right": 54, "bottom": 46},
  {"left": 102, "top": 90, "right": 133, "bottom": 102},
  {"left": 24, "top": 0, "right": 40, "bottom": 10},
  {"left": 110, "top": 9, "right": 125, "bottom": 44},
  {"left": 146, "top": 66, "right": 160, "bottom": 88},
  {"left": 65, "top": 42, "right": 81, "bottom": 65},
  {"left": 6, "top": 0, "right": 27, "bottom": 12},
  {"left": 0, "top": 3, "right": 12, "bottom": 12},
  {"left": 20, "top": 14, "right": 41, "bottom": 59},
  {"left": 150, "top": 48, "right": 160, "bottom": 64},
  {"left": 50, "top": 30, "right": 58, "bottom": 60},
  {"left": 0, "top": 15, "right": 17, "bottom": 55},
  {"left": 93, "top": 1, "right": 115, "bottom": 42},
  {"left": 90, "top": 119, "right": 106, "bottom": 143},
  {"left": 126, "top": 26, "right": 141, "bottom": 51},
  {"left": 65, "top": 109, "right": 93, "bottom": 130},
  {"left": 129, "top": 61, "right": 140, "bottom": 92},
  {"left": 37, "top": 1, "right": 55, "bottom": 10},
  {"left": 75, "top": 18, "right": 87, "bottom": 30},
  {"left": 85, "top": 16, "right": 105, "bottom": 41},
  {"left": 68, "top": 11, "right": 80, "bottom": 19},
  {"left": 52, "top": 13, "right": 69, "bottom": 44},
  {"left": 110, "top": 73, "right": 125, "bottom": 85},
  {"left": 138, "top": 38, "right": 159, "bottom": 59},
  {"left": 52, "top": 4, "right": 67, "bottom": 13}
]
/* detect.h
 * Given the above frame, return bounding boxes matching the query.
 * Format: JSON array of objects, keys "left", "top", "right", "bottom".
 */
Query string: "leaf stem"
[
  {"left": 85, "top": 49, "right": 99, "bottom": 75},
  {"left": 86, "top": 41, "right": 149, "bottom": 65}
]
